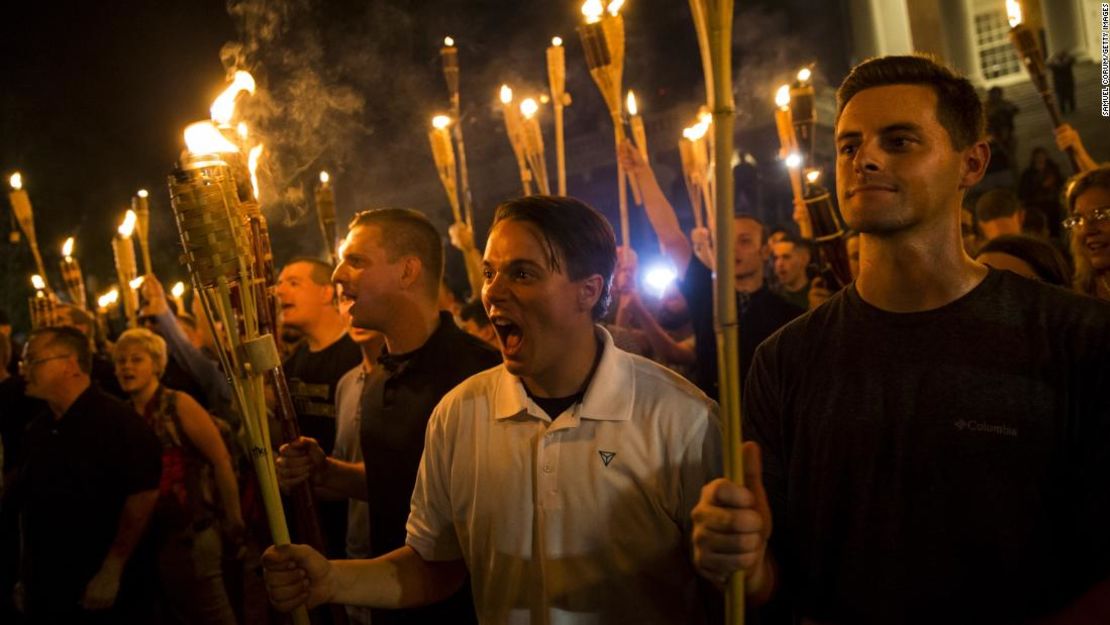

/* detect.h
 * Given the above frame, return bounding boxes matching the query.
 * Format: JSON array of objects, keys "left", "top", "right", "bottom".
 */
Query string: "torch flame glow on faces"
[
  {"left": 184, "top": 121, "right": 240, "bottom": 154},
  {"left": 62, "top": 237, "right": 75, "bottom": 258},
  {"left": 520, "top": 98, "right": 539, "bottom": 119},
  {"left": 444, "top": 36, "right": 455, "bottom": 47},
  {"left": 10, "top": 172, "right": 22, "bottom": 190},
  {"left": 500, "top": 85, "right": 513, "bottom": 105},
  {"left": 785, "top": 152, "right": 803, "bottom": 169},
  {"left": 797, "top": 67, "right": 812, "bottom": 83},
  {"left": 607, "top": 0, "right": 624, "bottom": 16},
  {"left": 129, "top": 277, "right": 145, "bottom": 290},
  {"left": 1006, "top": 0, "right": 1022, "bottom": 27},
  {"left": 775, "top": 84, "right": 791, "bottom": 109},
  {"left": 31, "top": 275, "right": 45, "bottom": 290},
  {"left": 582, "top": 0, "right": 603, "bottom": 23},
  {"left": 248, "top": 145, "right": 264, "bottom": 201},
  {"left": 552, "top": 36, "right": 563, "bottom": 47},
  {"left": 432, "top": 115, "right": 452, "bottom": 129},
  {"left": 210, "top": 70, "right": 256, "bottom": 126},
  {"left": 118, "top": 210, "right": 137, "bottom": 238},
  {"left": 626, "top": 91, "right": 638, "bottom": 116}
]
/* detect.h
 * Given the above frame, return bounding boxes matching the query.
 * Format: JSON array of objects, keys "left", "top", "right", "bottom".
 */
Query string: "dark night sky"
[{"left": 1, "top": 0, "right": 846, "bottom": 326}]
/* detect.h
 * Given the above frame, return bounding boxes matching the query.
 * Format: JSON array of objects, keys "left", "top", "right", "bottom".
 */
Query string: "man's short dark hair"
[
  {"left": 29, "top": 325, "right": 92, "bottom": 375},
  {"left": 780, "top": 236, "right": 815, "bottom": 260},
  {"left": 975, "top": 189, "right": 1022, "bottom": 222},
  {"left": 491, "top": 195, "right": 617, "bottom": 320},
  {"left": 975, "top": 234, "right": 1072, "bottom": 286},
  {"left": 837, "top": 55, "right": 985, "bottom": 151},
  {"left": 282, "top": 257, "right": 335, "bottom": 287},
  {"left": 736, "top": 214, "right": 769, "bottom": 245},
  {"left": 349, "top": 208, "right": 444, "bottom": 297}
]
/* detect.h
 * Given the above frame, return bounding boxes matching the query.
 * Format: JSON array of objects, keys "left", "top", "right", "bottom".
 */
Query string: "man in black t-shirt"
[
  {"left": 692, "top": 55, "right": 1110, "bottom": 624},
  {"left": 13, "top": 326, "right": 162, "bottom": 624},
  {"left": 277, "top": 258, "right": 363, "bottom": 560},
  {"left": 275, "top": 209, "right": 497, "bottom": 624}
]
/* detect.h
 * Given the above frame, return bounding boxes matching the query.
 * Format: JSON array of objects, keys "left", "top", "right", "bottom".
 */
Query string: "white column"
[
  {"left": 938, "top": 0, "right": 984, "bottom": 83},
  {"left": 1042, "top": 0, "right": 1084, "bottom": 56},
  {"left": 848, "top": 0, "right": 914, "bottom": 60}
]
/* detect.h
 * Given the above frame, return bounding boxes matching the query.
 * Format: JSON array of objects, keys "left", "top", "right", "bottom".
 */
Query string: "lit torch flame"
[
  {"left": 607, "top": 0, "right": 624, "bottom": 16},
  {"left": 62, "top": 237, "right": 75, "bottom": 258},
  {"left": 137, "top": 189, "right": 148, "bottom": 198},
  {"left": 626, "top": 90, "right": 638, "bottom": 116},
  {"left": 129, "top": 277, "right": 145, "bottom": 290},
  {"left": 31, "top": 275, "right": 45, "bottom": 291},
  {"left": 171, "top": 281, "right": 186, "bottom": 299},
  {"left": 785, "top": 152, "right": 803, "bottom": 169},
  {"left": 775, "top": 84, "right": 791, "bottom": 109},
  {"left": 683, "top": 122, "right": 709, "bottom": 142},
  {"left": 520, "top": 98, "right": 539, "bottom": 119},
  {"left": 500, "top": 84, "right": 513, "bottom": 105},
  {"left": 797, "top": 67, "right": 812, "bottom": 83},
  {"left": 1006, "top": 0, "right": 1022, "bottom": 27},
  {"left": 581, "top": 0, "right": 603, "bottom": 23},
  {"left": 10, "top": 172, "right": 23, "bottom": 190},
  {"left": 444, "top": 36, "right": 455, "bottom": 47},
  {"left": 319, "top": 171, "right": 330, "bottom": 184},
  {"left": 98, "top": 291, "right": 116, "bottom": 309},
  {"left": 432, "top": 115, "right": 452, "bottom": 129},
  {"left": 118, "top": 210, "right": 137, "bottom": 238},
  {"left": 806, "top": 169, "right": 821, "bottom": 184},
  {"left": 184, "top": 121, "right": 240, "bottom": 155},
  {"left": 237, "top": 122, "right": 249, "bottom": 141},
  {"left": 248, "top": 144, "right": 264, "bottom": 201},
  {"left": 210, "top": 70, "right": 256, "bottom": 126},
  {"left": 552, "top": 36, "right": 563, "bottom": 47}
]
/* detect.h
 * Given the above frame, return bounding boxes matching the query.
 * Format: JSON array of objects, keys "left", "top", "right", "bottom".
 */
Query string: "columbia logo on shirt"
[{"left": 954, "top": 419, "right": 1018, "bottom": 437}]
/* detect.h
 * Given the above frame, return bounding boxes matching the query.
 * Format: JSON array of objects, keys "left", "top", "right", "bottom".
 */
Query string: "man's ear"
[
  {"left": 577, "top": 274, "right": 604, "bottom": 315},
  {"left": 959, "top": 140, "right": 991, "bottom": 190},
  {"left": 398, "top": 256, "right": 424, "bottom": 291}
]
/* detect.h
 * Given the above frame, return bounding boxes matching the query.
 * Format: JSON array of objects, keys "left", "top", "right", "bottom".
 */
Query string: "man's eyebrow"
[
  {"left": 836, "top": 123, "right": 923, "bottom": 142},
  {"left": 483, "top": 258, "right": 547, "bottom": 271}
]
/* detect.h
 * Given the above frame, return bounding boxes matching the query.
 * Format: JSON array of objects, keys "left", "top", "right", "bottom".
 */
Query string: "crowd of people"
[{"left": 0, "top": 52, "right": 1108, "bottom": 625}]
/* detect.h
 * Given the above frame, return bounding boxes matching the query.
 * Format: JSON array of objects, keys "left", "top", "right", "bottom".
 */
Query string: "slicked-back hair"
[
  {"left": 282, "top": 257, "right": 335, "bottom": 287},
  {"left": 491, "top": 195, "right": 617, "bottom": 320},
  {"left": 29, "top": 325, "right": 92, "bottom": 375},
  {"left": 837, "top": 55, "right": 985, "bottom": 151},
  {"left": 349, "top": 208, "right": 444, "bottom": 298}
]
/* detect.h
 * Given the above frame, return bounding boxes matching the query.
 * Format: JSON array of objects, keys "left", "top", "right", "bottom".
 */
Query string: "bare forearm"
[
  {"left": 317, "top": 458, "right": 368, "bottom": 501},
  {"left": 103, "top": 490, "right": 158, "bottom": 569},
  {"left": 638, "top": 169, "right": 693, "bottom": 274},
  {"left": 330, "top": 546, "right": 466, "bottom": 608}
]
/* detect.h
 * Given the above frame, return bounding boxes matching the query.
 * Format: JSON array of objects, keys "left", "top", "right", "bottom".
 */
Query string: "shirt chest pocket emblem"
[{"left": 598, "top": 450, "right": 616, "bottom": 466}]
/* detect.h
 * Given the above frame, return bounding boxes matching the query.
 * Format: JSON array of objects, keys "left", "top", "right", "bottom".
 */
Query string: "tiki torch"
[
  {"left": 519, "top": 98, "right": 551, "bottom": 195},
  {"left": 774, "top": 84, "right": 810, "bottom": 238},
  {"left": 133, "top": 189, "right": 153, "bottom": 275},
  {"left": 626, "top": 90, "right": 649, "bottom": 205},
  {"left": 59, "top": 237, "right": 87, "bottom": 310},
  {"left": 167, "top": 130, "right": 309, "bottom": 625},
  {"left": 499, "top": 85, "right": 534, "bottom": 195},
  {"left": 170, "top": 281, "right": 187, "bottom": 315},
  {"left": 790, "top": 67, "right": 817, "bottom": 167},
  {"left": 113, "top": 210, "right": 140, "bottom": 328},
  {"left": 429, "top": 115, "right": 464, "bottom": 223},
  {"left": 691, "top": 0, "right": 743, "bottom": 620},
  {"left": 315, "top": 170, "right": 339, "bottom": 265},
  {"left": 440, "top": 37, "right": 475, "bottom": 229},
  {"left": 547, "top": 36, "right": 572, "bottom": 195},
  {"left": 29, "top": 275, "right": 57, "bottom": 329},
  {"left": 1005, "top": 0, "right": 1080, "bottom": 172},
  {"left": 96, "top": 288, "right": 119, "bottom": 339},
  {"left": 578, "top": 0, "right": 630, "bottom": 248},
  {"left": 8, "top": 173, "right": 51, "bottom": 292}
]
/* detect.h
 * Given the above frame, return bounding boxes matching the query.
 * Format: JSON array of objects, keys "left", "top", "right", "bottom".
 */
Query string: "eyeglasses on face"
[{"left": 1062, "top": 206, "right": 1110, "bottom": 230}]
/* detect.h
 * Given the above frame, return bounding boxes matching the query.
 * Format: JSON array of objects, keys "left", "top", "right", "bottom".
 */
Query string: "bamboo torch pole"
[
  {"left": 441, "top": 37, "right": 475, "bottom": 229},
  {"left": 547, "top": 36, "right": 570, "bottom": 195},
  {"left": 429, "top": 115, "right": 464, "bottom": 224},
  {"left": 133, "top": 190, "right": 153, "bottom": 275},
  {"left": 695, "top": 0, "right": 744, "bottom": 621},
  {"left": 499, "top": 85, "right": 534, "bottom": 196},
  {"left": 7, "top": 173, "right": 52, "bottom": 294}
]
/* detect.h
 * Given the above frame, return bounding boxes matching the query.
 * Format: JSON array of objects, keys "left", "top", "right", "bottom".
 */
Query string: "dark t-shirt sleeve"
[{"left": 117, "top": 408, "right": 162, "bottom": 494}]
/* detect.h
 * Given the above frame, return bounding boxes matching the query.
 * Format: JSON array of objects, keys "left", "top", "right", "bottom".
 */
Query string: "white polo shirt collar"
[{"left": 492, "top": 325, "right": 634, "bottom": 424}]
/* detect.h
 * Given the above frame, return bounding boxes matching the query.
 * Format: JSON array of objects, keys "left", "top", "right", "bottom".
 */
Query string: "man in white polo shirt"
[{"left": 262, "top": 195, "right": 722, "bottom": 623}]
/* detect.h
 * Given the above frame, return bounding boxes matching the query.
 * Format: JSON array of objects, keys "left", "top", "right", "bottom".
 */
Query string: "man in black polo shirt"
[
  {"left": 276, "top": 208, "right": 499, "bottom": 624},
  {"left": 12, "top": 326, "right": 161, "bottom": 624},
  {"left": 620, "top": 142, "right": 803, "bottom": 399}
]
